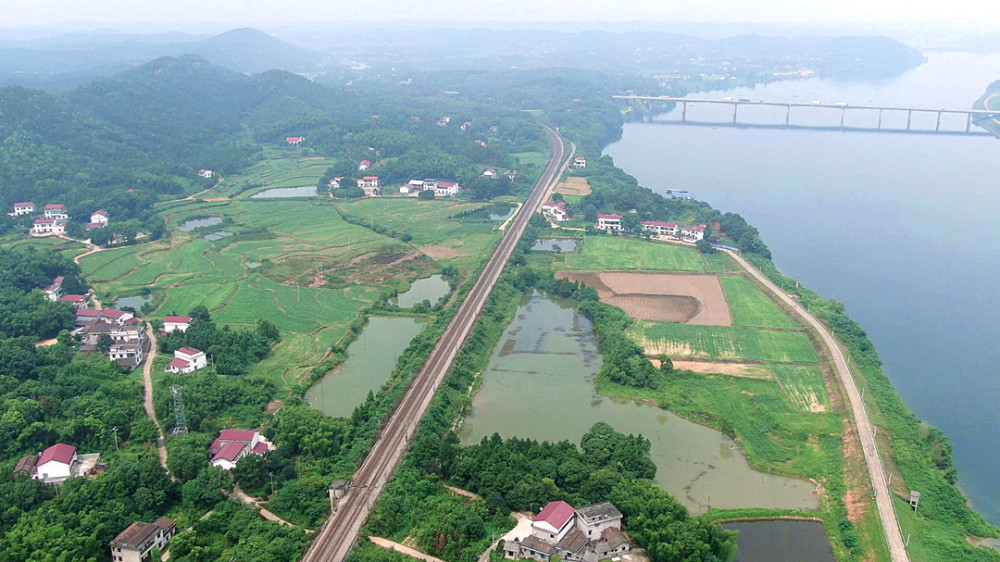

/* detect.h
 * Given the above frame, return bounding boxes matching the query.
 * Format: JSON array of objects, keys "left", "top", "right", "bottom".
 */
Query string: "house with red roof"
[
  {"left": 198, "top": 169, "right": 214, "bottom": 178},
  {"left": 434, "top": 181, "right": 462, "bottom": 196},
  {"left": 504, "top": 500, "right": 631, "bottom": 561},
  {"left": 679, "top": 224, "right": 707, "bottom": 241},
  {"left": 640, "top": 220, "right": 678, "bottom": 237},
  {"left": 166, "top": 347, "right": 207, "bottom": 374},
  {"left": 541, "top": 201, "right": 570, "bottom": 222},
  {"left": 43, "top": 204, "right": 68, "bottom": 219},
  {"left": 163, "top": 316, "right": 193, "bottom": 333},
  {"left": 572, "top": 156, "right": 587, "bottom": 169},
  {"left": 44, "top": 276, "right": 64, "bottom": 301},
  {"left": 358, "top": 159, "right": 372, "bottom": 171},
  {"left": 286, "top": 136, "right": 304, "bottom": 145},
  {"left": 60, "top": 294, "right": 89, "bottom": 309},
  {"left": 209, "top": 429, "right": 268, "bottom": 470},
  {"left": 11, "top": 202, "right": 34, "bottom": 216},
  {"left": 482, "top": 167, "right": 497, "bottom": 178},
  {"left": 595, "top": 213, "right": 623, "bottom": 232},
  {"left": 87, "top": 209, "right": 109, "bottom": 229},
  {"left": 33, "top": 443, "right": 77, "bottom": 483},
  {"left": 32, "top": 218, "right": 67, "bottom": 235}
]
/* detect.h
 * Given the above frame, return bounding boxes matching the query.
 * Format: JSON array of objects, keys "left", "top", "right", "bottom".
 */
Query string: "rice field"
[
  {"left": 721, "top": 275, "right": 802, "bottom": 330},
  {"left": 628, "top": 321, "right": 820, "bottom": 363},
  {"left": 564, "top": 236, "right": 706, "bottom": 272}
]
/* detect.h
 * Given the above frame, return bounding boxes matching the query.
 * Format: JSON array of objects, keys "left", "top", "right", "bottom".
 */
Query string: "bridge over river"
[{"left": 615, "top": 95, "right": 1000, "bottom": 134}]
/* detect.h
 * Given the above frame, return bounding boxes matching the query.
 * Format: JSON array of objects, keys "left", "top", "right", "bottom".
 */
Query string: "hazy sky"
[{"left": 2, "top": 0, "right": 992, "bottom": 30}]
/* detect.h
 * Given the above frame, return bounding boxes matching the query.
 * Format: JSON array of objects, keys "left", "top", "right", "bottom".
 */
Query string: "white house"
[
  {"left": 44, "top": 276, "right": 64, "bottom": 301},
  {"left": 88, "top": 209, "right": 109, "bottom": 229},
  {"left": 33, "top": 443, "right": 77, "bottom": 484},
  {"left": 163, "top": 316, "right": 193, "bottom": 333},
  {"left": 505, "top": 501, "right": 631, "bottom": 561},
  {"left": 641, "top": 220, "right": 678, "bottom": 237},
  {"left": 11, "top": 202, "right": 34, "bottom": 216},
  {"left": 166, "top": 347, "right": 207, "bottom": 374},
  {"left": 541, "top": 201, "right": 570, "bottom": 222},
  {"left": 198, "top": 169, "right": 214, "bottom": 178},
  {"left": 679, "top": 224, "right": 707, "bottom": 241},
  {"left": 209, "top": 429, "right": 268, "bottom": 470},
  {"left": 595, "top": 213, "right": 623, "bottom": 232},
  {"left": 33, "top": 218, "right": 67, "bottom": 235},
  {"left": 482, "top": 167, "right": 497, "bottom": 178},
  {"left": 572, "top": 156, "right": 587, "bottom": 168},
  {"left": 286, "top": 136, "right": 304, "bottom": 145},
  {"left": 59, "top": 294, "right": 89, "bottom": 309},
  {"left": 434, "top": 181, "right": 462, "bottom": 196},
  {"left": 358, "top": 159, "right": 372, "bottom": 171},
  {"left": 43, "top": 204, "right": 68, "bottom": 219},
  {"left": 109, "top": 517, "right": 177, "bottom": 562}
]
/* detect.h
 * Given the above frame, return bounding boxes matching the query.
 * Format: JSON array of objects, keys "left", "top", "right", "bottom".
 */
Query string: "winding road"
[
  {"left": 725, "top": 249, "right": 908, "bottom": 562},
  {"left": 302, "top": 125, "right": 569, "bottom": 561}
]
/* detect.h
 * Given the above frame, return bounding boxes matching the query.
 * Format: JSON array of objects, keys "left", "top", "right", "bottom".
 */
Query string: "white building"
[
  {"left": 32, "top": 218, "right": 67, "bottom": 235},
  {"left": 434, "top": 181, "right": 462, "bottom": 196},
  {"left": 33, "top": 443, "right": 77, "bottom": 484},
  {"left": 163, "top": 316, "right": 192, "bottom": 333},
  {"left": 680, "top": 224, "right": 707, "bottom": 241},
  {"left": 11, "top": 202, "right": 34, "bottom": 216},
  {"left": 572, "top": 156, "right": 587, "bottom": 168},
  {"left": 505, "top": 501, "right": 631, "bottom": 561},
  {"left": 109, "top": 517, "right": 176, "bottom": 562},
  {"left": 43, "top": 204, "right": 68, "bottom": 219},
  {"left": 595, "top": 213, "right": 623, "bottom": 232},
  {"left": 209, "top": 429, "right": 267, "bottom": 470},
  {"left": 358, "top": 159, "right": 371, "bottom": 171},
  {"left": 166, "top": 347, "right": 208, "bottom": 374},
  {"left": 541, "top": 201, "right": 570, "bottom": 222},
  {"left": 198, "top": 169, "right": 214, "bottom": 178},
  {"left": 641, "top": 220, "right": 679, "bottom": 237}
]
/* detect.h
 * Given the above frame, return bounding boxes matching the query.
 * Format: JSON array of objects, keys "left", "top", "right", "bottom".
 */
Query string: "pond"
[
  {"left": 115, "top": 294, "right": 153, "bottom": 310},
  {"left": 305, "top": 316, "right": 427, "bottom": 418},
  {"left": 203, "top": 231, "right": 233, "bottom": 241},
  {"left": 532, "top": 238, "right": 580, "bottom": 252},
  {"left": 250, "top": 186, "right": 318, "bottom": 198},
  {"left": 391, "top": 275, "right": 451, "bottom": 309},
  {"left": 178, "top": 216, "right": 222, "bottom": 231},
  {"left": 458, "top": 292, "right": 819, "bottom": 512},
  {"left": 722, "top": 520, "right": 835, "bottom": 562}
]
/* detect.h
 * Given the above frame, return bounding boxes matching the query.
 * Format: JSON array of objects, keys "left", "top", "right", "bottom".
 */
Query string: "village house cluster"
[
  {"left": 209, "top": 429, "right": 269, "bottom": 470},
  {"left": 11, "top": 202, "right": 111, "bottom": 235},
  {"left": 14, "top": 443, "right": 105, "bottom": 485},
  {"left": 593, "top": 213, "right": 708, "bottom": 241},
  {"left": 504, "top": 500, "right": 631, "bottom": 561}
]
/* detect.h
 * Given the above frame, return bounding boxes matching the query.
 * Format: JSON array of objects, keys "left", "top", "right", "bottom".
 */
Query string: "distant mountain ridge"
[{"left": 0, "top": 27, "right": 327, "bottom": 91}]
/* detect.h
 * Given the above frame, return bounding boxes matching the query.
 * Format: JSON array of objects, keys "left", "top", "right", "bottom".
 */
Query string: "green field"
[
  {"left": 628, "top": 321, "right": 820, "bottom": 363},
  {"left": 564, "top": 236, "right": 705, "bottom": 272},
  {"left": 209, "top": 149, "right": 336, "bottom": 198},
  {"left": 721, "top": 275, "right": 802, "bottom": 330},
  {"left": 771, "top": 364, "right": 832, "bottom": 413},
  {"left": 77, "top": 196, "right": 497, "bottom": 393}
]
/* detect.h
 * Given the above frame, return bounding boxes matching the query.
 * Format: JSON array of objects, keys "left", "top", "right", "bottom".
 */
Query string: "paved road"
[
  {"left": 302, "top": 125, "right": 568, "bottom": 562},
  {"left": 725, "top": 250, "right": 908, "bottom": 562}
]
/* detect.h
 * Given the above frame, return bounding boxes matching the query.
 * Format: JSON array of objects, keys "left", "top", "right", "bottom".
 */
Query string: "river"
[{"left": 605, "top": 52, "right": 1000, "bottom": 524}]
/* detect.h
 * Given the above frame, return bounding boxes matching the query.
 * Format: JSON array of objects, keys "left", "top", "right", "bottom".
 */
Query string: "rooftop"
[
  {"left": 110, "top": 521, "right": 160, "bottom": 549},
  {"left": 39, "top": 443, "right": 76, "bottom": 466},
  {"left": 577, "top": 501, "right": 623, "bottom": 524},
  {"left": 534, "top": 500, "right": 576, "bottom": 530}
]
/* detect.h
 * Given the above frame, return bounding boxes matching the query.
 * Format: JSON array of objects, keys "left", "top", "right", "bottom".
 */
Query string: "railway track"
[{"left": 303, "top": 125, "right": 568, "bottom": 561}]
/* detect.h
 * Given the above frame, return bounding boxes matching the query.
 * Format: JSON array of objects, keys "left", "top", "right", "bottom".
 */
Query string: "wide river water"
[{"left": 605, "top": 52, "right": 1000, "bottom": 524}]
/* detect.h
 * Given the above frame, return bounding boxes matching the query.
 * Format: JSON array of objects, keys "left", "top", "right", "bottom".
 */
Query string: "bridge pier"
[
  {"left": 877, "top": 110, "right": 882, "bottom": 129},
  {"left": 681, "top": 102, "right": 687, "bottom": 122},
  {"left": 840, "top": 107, "right": 846, "bottom": 129},
  {"left": 732, "top": 104, "right": 738, "bottom": 124},
  {"left": 906, "top": 110, "right": 912, "bottom": 131},
  {"left": 966, "top": 113, "right": 972, "bottom": 133},
  {"left": 785, "top": 105, "right": 790, "bottom": 126},
  {"left": 936, "top": 111, "right": 942, "bottom": 132}
]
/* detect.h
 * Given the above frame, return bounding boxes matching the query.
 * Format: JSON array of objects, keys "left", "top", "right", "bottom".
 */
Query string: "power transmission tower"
[{"left": 170, "top": 385, "right": 188, "bottom": 435}]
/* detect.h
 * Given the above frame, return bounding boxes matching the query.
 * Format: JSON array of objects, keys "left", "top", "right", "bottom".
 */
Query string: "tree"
[
  {"left": 97, "top": 332, "right": 113, "bottom": 353},
  {"left": 418, "top": 189, "right": 435, "bottom": 200},
  {"left": 233, "top": 454, "right": 271, "bottom": 496},
  {"left": 658, "top": 355, "right": 674, "bottom": 373}
]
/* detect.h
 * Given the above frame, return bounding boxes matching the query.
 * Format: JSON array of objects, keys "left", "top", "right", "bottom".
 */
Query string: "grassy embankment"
[{"left": 539, "top": 235, "right": 884, "bottom": 560}]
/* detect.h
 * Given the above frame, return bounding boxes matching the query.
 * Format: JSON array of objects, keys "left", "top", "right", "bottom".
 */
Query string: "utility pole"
[{"left": 111, "top": 427, "right": 119, "bottom": 451}]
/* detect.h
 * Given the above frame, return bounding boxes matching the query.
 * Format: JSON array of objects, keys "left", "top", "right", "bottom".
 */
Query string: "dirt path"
[
  {"left": 725, "top": 249, "right": 908, "bottom": 561},
  {"left": 228, "top": 485, "right": 301, "bottom": 528},
  {"left": 369, "top": 537, "right": 445, "bottom": 562},
  {"left": 443, "top": 484, "right": 482, "bottom": 499},
  {"left": 142, "top": 326, "right": 170, "bottom": 475}
]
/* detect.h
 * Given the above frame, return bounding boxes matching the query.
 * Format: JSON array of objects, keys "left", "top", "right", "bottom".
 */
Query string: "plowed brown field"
[
  {"left": 554, "top": 176, "right": 593, "bottom": 196},
  {"left": 556, "top": 271, "right": 733, "bottom": 326}
]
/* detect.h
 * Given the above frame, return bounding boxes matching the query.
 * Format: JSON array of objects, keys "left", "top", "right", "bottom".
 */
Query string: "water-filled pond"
[
  {"left": 722, "top": 520, "right": 835, "bottom": 562},
  {"left": 115, "top": 294, "right": 153, "bottom": 310},
  {"left": 203, "top": 231, "right": 233, "bottom": 241},
  {"left": 391, "top": 275, "right": 451, "bottom": 308},
  {"left": 306, "top": 316, "right": 426, "bottom": 418},
  {"left": 459, "top": 292, "right": 819, "bottom": 512},
  {"left": 250, "top": 186, "right": 318, "bottom": 198},
  {"left": 178, "top": 216, "right": 222, "bottom": 231},
  {"left": 532, "top": 238, "right": 581, "bottom": 252}
]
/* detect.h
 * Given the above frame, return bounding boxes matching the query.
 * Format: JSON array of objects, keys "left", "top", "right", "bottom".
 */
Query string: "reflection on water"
[
  {"left": 115, "top": 294, "right": 153, "bottom": 310},
  {"left": 392, "top": 275, "right": 451, "bottom": 308},
  {"left": 306, "top": 316, "right": 426, "bottom": 418},
  {"left": 178, "top": 216, "right": 222, "bottom": 231},
  {"left": 250, "top": 186, "right": 318, "bottom": 198},
  {"left": 460, "top": 292, "right": 819, "bottom": 512},
  {"left": 532, "top": 238, "right": 581, "bottom": 252},
  {"left": 722, "top": 520, "right": 835, "bottom": 562}
]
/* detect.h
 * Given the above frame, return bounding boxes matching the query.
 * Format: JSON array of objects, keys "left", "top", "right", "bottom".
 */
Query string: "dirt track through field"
[{"left": 557, "top": 271, "right": 733, "bottom": 326}]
